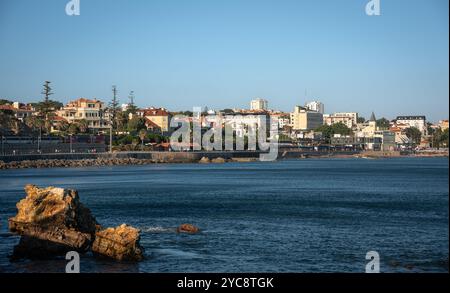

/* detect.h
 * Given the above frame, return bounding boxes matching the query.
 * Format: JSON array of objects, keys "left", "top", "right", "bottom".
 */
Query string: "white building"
[
  {"left": 324, "top": 112, "right": 358, "bottom": 129},
  {"left": 395, "top": 116, "right": 427, "bottom": 135},
  {"left": 305, "top": 101, "right": 324, "bottom": 114},
  {"left": 250, "top": 98, "right": 268, "bottom": 111}
]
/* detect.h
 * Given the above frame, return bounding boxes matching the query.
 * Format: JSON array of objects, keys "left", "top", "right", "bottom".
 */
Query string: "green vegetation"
[
  {"left": 405, "top": 127, "right": 422, "bottom": 144},
  {"left": 127, "top": 116, "right": 146, "bottom": 133},
  {"left": 0, "top": 99, "right": 13, "bottom": 105},
  {"left": 376, "top": 117, "right": 390, "bottom": 130},
  {"left": 315, "top": 122, "right": 353, "bottom": 143},
  {"left": 431, "top": 127, "right": 449, "bottom": 148}
]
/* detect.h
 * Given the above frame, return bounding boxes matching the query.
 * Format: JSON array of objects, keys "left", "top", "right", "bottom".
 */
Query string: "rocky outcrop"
[
  {"left": 92, "top": 224, "right": 144, "bottom": 261},
  {"left": 177, "top": 224, "right": 199, "bottom": 234},
  {"left": 211, "top": 157, "right": 226, "bottom": 163},
  {"left": 8, "top": 185, "right": 98, "bottom": 258},
  {"left": 198, "top": 157, "right": 211, "bottom": 163}
]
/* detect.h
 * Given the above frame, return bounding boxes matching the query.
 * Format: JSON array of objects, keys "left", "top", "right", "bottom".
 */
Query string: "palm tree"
[
  {"left": 139, "top": 129, "right": 147, "bottom": 150},
  {"left": 76, "top": 119, "right": 89, "bottom": 133}
]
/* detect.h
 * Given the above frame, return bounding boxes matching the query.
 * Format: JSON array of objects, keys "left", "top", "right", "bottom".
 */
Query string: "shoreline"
[{"left": 0, "top": 152, "right": 447, "bottom": 170}]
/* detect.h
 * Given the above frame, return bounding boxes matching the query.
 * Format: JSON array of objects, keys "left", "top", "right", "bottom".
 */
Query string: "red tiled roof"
[
  {"left": 143, "top": 108, "right": 169, "bottom": 116},
  {"left": 52, "top": 116, "right": 66, "bottom": 121},
  {"left": 0, "top": 105, "right": 14, "bottom": 111}
]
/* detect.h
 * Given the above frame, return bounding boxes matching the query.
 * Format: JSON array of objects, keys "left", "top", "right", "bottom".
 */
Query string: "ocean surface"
[{"left": 0, "top": 157, "right": 448, "bottom": 273}]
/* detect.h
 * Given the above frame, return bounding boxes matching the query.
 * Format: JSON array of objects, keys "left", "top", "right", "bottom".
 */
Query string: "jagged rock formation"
[
  {"left": 92, "top": 224, "right": 144, "bottom": 261},
  {"left": 8, "top": 185, "right": 144, "bottom": 262},
  {"left": 8, "top": 185, "right": 98, "bottom": 259}
]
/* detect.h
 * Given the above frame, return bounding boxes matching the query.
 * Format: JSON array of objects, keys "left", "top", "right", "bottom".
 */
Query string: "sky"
[{"left": 0, "top": 0, "right": 448, "bottom": 122}]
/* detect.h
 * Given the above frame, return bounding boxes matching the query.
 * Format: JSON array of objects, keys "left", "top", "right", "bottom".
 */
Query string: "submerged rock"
[
  {"left": 8, "top": 184, "right": 98, "bottom": 258},
  {"left": 92, "top": 224, "right": 144, "bottom": 261},
  {"left": 177, "top": 224, "right": 199, "bottom": 234}
]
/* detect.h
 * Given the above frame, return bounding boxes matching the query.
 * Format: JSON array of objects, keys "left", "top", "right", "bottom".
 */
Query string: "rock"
[
  {"left": 8, "top": 184, "right": 98, "bottom": 258},
  {"left": 177, "top": 223, "right": 199, "bottom": 234},
  {"left": 199, "top": 156, "right": 211, "bottom": 163},
  {"left": 211, "top": 157, "right": 226, "bottom": 163},
  {"left": 92, "top": 224, "right": 144, "bottom": 261},
  {"left": 9, "top": 185, "right": 97, "bottom": 235}
]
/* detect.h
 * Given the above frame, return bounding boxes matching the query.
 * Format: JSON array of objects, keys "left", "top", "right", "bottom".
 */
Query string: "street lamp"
[
  {"left": 69, "top": 134, "right": 73, "bottom": 153},
  {"left": 37, "top": 127, "right": 42, "bottom": 154},
  {"left": 109, "top": 123, "right": 112, "bottom": 153}
]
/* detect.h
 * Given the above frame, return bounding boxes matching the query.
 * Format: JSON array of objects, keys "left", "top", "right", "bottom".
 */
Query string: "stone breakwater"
[
  {"left": 0, "top": 158, "right": 167, "bottom": 169},
  {"left": 0, "top": 156, "right": 259, "bottom": 170}
]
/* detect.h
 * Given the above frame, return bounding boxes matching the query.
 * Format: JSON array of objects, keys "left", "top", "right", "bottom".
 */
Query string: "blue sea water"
[{"left": 0, "top": 157, "right": 448, "bottom": 273}]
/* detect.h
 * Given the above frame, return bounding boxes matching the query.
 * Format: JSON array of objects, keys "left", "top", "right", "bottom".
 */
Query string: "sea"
[{"left": 0, "top": 157, "right": 448, "bottom": 273}]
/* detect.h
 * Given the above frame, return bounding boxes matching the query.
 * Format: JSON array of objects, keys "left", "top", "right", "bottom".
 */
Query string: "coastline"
[{"left": 0, "top": 151, "right": 447, "bottom": 170}]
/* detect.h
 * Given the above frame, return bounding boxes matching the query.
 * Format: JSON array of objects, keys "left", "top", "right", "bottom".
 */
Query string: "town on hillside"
[{"left": 0, "top": 82, "right": 448, "bottom": 155}]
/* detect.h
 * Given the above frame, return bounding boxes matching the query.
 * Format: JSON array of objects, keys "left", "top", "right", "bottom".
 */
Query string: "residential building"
[
  {"left": 269, "top": 113, "right": 290, "bottom": 129},
  {"left": 439, "top": 119, "right": 449, "bottom": 131},
  {"left": 356, "top": 112, "right": 378, "bottom": 138},
  {"left": 57, "top": 98, "right": 109, "bottom": 129},
  {"left": 141, "top": 107, "right": 171, "bottom": 133},
  {"left": 223, "top": 112, "right": 271, "bottom": 138},
  {"left": 290, "top": 106, "right": 323, "bottom": 131},
  {"left": 0, "top": 102, "right": 35, "bottom": 121},
  {"left": 395, "top": 116, "right": 427, "bottom": 135},
  {"left": 324, "top": 112, "right": 358, "bottom": 129},
  {"left": 250, "top": 98, "right": 268, "bottom": 111},
  {"left": 305, "top": 101, "right": 324, "bottom": 114}
]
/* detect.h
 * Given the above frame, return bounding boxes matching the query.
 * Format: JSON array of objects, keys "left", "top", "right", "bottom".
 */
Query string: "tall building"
[
  {"left": 57, "top": 98, "right": 109, "bottom": 129},
  {"left": 305, "top": 101, "right": 324, "bottom": 114},
  {"left": 250, "top": 98, "right": 268, "bottom": 111},
  {"left": 290, "top": 106, "right": 323, "bottom": 131},
  {"left": 395, "top": 116, "right": 427, "bottom": 135}
]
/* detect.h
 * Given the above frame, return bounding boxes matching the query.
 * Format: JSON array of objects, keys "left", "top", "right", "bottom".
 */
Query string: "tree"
[
  {"left": 127, "top": 116, "right": 146, "bottom": 133},
  {"left": 376, "top": 117, "right": 390, "bottom": 130},
  {"left": 315, "top": 122, "right": 352, "bottom": 143},
  {"left": 33, "top": 100, "right": 63, "bottom": 112},
  {"left": 54, "top": 120, "right": 69, "bottom": 133},
  {"left": 116, "top": 111, "right": 128, "bottom": 133},
  {"left": 68, "top": 123, "right": 80, "bottom": 135},
  {"left": 109, "top": 85, "right": 120, "bottom": 133},
  {"left": 440, "top": 128, "right": 449, "bottom": 147},
  {"left": 427, "top": 122, "right": 435, "bottom": 136},
  {"left": 332, "top": 122, "right": 352, "bottom": 136},
  {"left": 76, "top": 119, "right": 89, "bottom": 133},
  {"left": 139, "top": 129, "right": 147, "bottom": 149},
  {"left": 24, "top": 116, "right": 45, "bottom": 135},
  {"left": 405, "top": 127, "right": 422, "bottom": 144},
  {"left": 38, "top": 81, "right": 58, "bottom": 134},
  {"left": 0, "top": 99, "right": 13, "bottom": 105},
  {"left": 126, "top": 91, "right": 138, "bottom": 115},
  {"left": 357, "top": 117, "right": 366, "bottom": 123},
  {"left": 431, "top": 128, "right": 442, "bottom": 149}
]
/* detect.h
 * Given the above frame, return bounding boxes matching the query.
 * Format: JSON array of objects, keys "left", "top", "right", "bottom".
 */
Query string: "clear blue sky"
[{"left": 0, "top": 0, "right": 448, "bottom": 122}]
